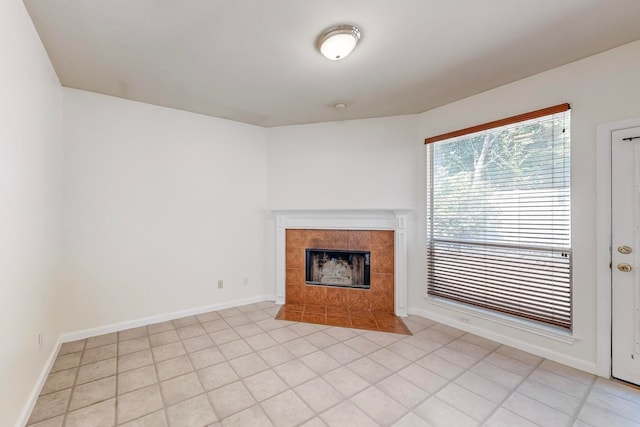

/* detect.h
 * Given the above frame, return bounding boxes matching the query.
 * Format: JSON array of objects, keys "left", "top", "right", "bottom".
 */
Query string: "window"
[{"left": 425, "top": 104, "right": 571, "bottom": 329}]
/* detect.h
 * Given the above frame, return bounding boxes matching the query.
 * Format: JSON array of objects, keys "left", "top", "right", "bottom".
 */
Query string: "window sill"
[{"left": 423, "top": 294, "right": 578, "bottom": 345}]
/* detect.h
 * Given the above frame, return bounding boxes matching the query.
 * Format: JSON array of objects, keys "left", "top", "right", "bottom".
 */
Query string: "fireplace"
[
  {"left": 306, "top": 249, "right": 371, "bottom": 289},
  {"left": 273, "top": 209, "right": 410, "bottom": 317}
]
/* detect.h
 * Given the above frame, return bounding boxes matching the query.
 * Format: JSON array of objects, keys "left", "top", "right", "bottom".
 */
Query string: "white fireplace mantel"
[{"left": 272, "top": 209, "right": 412, "bottom": 317}]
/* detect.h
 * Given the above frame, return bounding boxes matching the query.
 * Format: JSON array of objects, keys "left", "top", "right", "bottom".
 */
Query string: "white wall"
[
  {"left": 0, "top": 2, "right": 63, "bottom": 426},
  {"left": 61, "top": 89, "right": 268, "bottom": 333},
  {"left": 266, "top": 40, "right": 640, "bottom": 372}
]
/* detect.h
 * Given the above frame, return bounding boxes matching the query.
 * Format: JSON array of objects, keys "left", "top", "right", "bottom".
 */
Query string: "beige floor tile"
[
  {"left": 435, "top": 383, "right": 496, "bottom": 421},
  {"left": 322, "top": 366, "right": 370, "bottom": 397},
  {"left": 118, "top": 336, "right": 150, "bottom": 356},
  {"left": 578, "top": 401, "right": 640, "bottom": 427},
  {"left": 26, "top": 415, "right": 64, "bottom": 427},
  {"left": 587, "top": 388, "right": 640, "bottom": 421},
  {"left": 68, "top": 375, "right": 116, "bottom": 411},
  {"left": 294, "top": 377, "right": 343, "bottom": 413},
  {"left": 40, "top": 368, "right": 77, "bottom": 395},
  {"left": 368, "top": 348, "right": 412, "bottom": 372},
  {"left": 210, "top": 328, "right": 241, "bottom": 345},
  {"left": 299, "top": 417, "right": 327, "bottom": 427},
  {"left": 182, "top": 334, "right": 214, "bottom": 353},
  {"left": 118, "top": 349, "right": 153, "bottom": 373},
  {"left": 255, "top": 318, "right": 288, "bottom": 332},
  {"left": 344, "top": 336, "right": 382, "bottom": 355},
  {"left": 401, "top": 335, "right": 442, "bottom": 353},
  {"left": 229, "top": 353, "right": 269, "bottom": 378},
  {"left": 432, "top": 346, "right": 479, "bottom": 368},
  {"left": 76, "top": 357, "right": 116, "bottom": 385},
  {"left": 208, "top": 381, "right": 256, "bottom": 419},
  {"left": 267, "top": 325, "right": 300, "bottom": 342},
  {"left": 197, "top": 362, "right": 239, "bottom": 390},
  {"left": 454, "top": 372, "right": 511, "bottom": 404},
  {"left": 220, "top": 405, "right": 274, "bottom": 427},
  {"left": 118, "top": 410, "right": 167, "bottom": 427},
  {"left": 305, "top": 331, "right": 339, "bottom": 349},
  {"left": 398, "top": 364, "right": 448, "bottom": 394},
  {"left": 51, "top": 352, "right": 81, "bottom": 373},
  {"left": 118, "top": 364, "right": 158, "bottom": 394},
  {"left": 261, "top": 390, "right": 314, "bottom": 427},
  {"left": 485, "top": 352, "right": 537, "bottom": 376},
  {"left": 257, "top": 345, "right": 296, "bottom": 367},
  {"left": 592, "top": 377, "right": 640, "bottom": 405},
  {"left": 65, "top": 398, "right": 115, "bottom": 427},
  {"left": 245, "top": 333, "right": 278, "bottom": 351},
  {"left": 352, "top": 386, "right": 408, "bottom": 425},
  {"left": 166, "top": 394, "right": 218, "bottom": 427},
  {"left": 243, "top": 369, "right": 288, "bottom": 401},
  {"left": 417, "top": 354, "right": 466, "bottom": 380},
  {"left": 274, "top": 360, "right": 317, "bottom": 387},
  {"left": 393, "top": 411, "right": 435, "bottom": 427},
  {"left": 172, "top": 316, "right": 198, "bottom": 328},
  {"left": 201, "top": 319, "right": 230, "bottom": 333},
  {"left": 218, "top": 308, "right": 243, "bottom": 318},
  {"left": 119, "top": 326, "right": 148, "bottom": 341},
  {"left": 196, "top": 311, "right": 221, "bottom": 323},
  {"left": 176, "top": 324, "right": 207, "bottom": 340},
  {"left": 282, "top": 338, "right": 318, "bottom": 358},
  {"left": 326, "top": 327, "right": 359, "bottom": 342},
  {"left": 117, "top": 384, "right": 164, "bottom": 424},
  {"left": 159, "top": 372, "right": 204, "bottom": 405},
  {"left": 448, "top": 338, "right": 492, "bottom": 359},
  {"left": 496, "top": 345, "right": 544, "bottom": 366},
  {"left": 58, "top": 340, "right": 85, "bottom": 356},
  {"left": 323, "top": 343, "right": 362, "bottom": 364},
  {"left": 528, "top": 367, "right": 590, "bottom": 399},
  {"left": 219, "top": 339, "right": 253, "bottom": 360},
  {"left": 540, "top": 359, "right": 595, "bottom": 385},
  {"left": 377, "top": 375, "right": 430, "bottom": 409},
  {"left": 151, "top": 341, "right": 186, "bottom": 362},
  {"left": 414, "top": 396, "right": 478, "bottom": 427},
  {"left": 485, "top": 407, "right": 538, "bottom": 427},
  {"left": 233, "top": 323, "right": 264, "bottom": 338},
  {"left": 320, "top": 401, "right": 378, "bottom": 427},
  {"left": 189, "top": 347, "right": 225, "bottom": 370},
  {"left": 300, "top": 351, "right": 340, "bottom": 375},
  {"left": 156, "top": 354, "right": 193, "bottom": 381},
  {"left": 85, "top": 333, "right": 117, "bottom": 349},
  {"left": 347, "top": 357, "right": 391, "bottom": 383},
  {"left": 149, "top": 330, "right": 180, "bottom": 347},
  {"left": 246, "top": 310, "right": 272, "bottom": 322},
  {"left": 81, "top": 343, "right": 117, "bottom": 365},
  {"left": 28, "top": 389, "right": 72, "bottom": 424},
  {"left": 471, "top": 360, "right": 524, "bottom": 389},
  {"left": 146, "top": 321, "right": 174, "bottom": 335},
  {"left": 503, "top": 392, "right": 572, "bottom": 426},
  {"left": 225, "top": 314, "right": 251, "bottom": 327},
  {"left": 517, "top": 378, "right": 582, "bottom": 415}
]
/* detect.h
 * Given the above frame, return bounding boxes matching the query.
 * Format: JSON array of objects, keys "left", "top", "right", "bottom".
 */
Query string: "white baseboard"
[
  {"left": 408, "top": 307, "right": 598, "bottom": 375},
  {"left": 16, "top": 337, "right": 63, "bottom": 427},
  {"left": 60, "top": 294, "right": 276, "bottom": 343}
]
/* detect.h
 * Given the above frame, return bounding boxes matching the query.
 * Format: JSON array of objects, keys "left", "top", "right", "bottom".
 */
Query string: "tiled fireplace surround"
[{"left": 273, "top": 210, "right": 409, "bottom": 317}]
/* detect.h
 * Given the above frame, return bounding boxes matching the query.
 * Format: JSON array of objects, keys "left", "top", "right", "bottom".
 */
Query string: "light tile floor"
[{"left": 27, "top": 301, "right": 640, "bottom": 426}]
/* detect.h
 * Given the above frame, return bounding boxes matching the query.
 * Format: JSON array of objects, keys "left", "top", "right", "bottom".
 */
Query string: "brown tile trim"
[{"left": 274, "top": 304, "right": 411, "bottom": 335}]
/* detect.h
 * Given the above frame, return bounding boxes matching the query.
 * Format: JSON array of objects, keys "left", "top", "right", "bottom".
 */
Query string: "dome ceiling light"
[{"left": 317, "top": 24, "right": 361, "bottom": 61}]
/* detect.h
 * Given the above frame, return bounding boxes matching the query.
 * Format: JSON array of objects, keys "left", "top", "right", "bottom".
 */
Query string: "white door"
[{"left": 612, "top": 126, "right": 640, "bottom": 386}]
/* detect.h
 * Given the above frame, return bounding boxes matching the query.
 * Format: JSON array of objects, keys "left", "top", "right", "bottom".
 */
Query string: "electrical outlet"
[
  {"left": 217, "top": 280, "right": 223, "bottom": 289},
  {"left": 243, "top": 277, "right": 249, "bottom": 286}
]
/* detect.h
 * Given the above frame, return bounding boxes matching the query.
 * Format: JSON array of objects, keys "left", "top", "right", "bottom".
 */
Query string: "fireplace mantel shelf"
[{"left": 273, "top": 209, "right": 410, "bottom": 317}]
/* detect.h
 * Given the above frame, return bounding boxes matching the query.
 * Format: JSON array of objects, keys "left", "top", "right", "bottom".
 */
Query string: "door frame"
[{"left": 596, "top": 116, "right": 640, "bottom": 378}]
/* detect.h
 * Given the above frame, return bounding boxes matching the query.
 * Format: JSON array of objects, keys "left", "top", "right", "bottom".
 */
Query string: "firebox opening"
[{"left": 305, "top": 249, "right": 370, "bottom": 289}]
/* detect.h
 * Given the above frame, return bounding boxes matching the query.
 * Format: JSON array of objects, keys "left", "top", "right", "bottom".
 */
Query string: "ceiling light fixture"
[{"left": 317, "top": 24, "right": 361, "bottom": 61}]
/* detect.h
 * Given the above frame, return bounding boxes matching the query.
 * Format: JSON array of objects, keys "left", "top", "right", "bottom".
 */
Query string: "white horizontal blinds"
[{"left": 426, "top": 106, "right": 571, "bottom": 329}]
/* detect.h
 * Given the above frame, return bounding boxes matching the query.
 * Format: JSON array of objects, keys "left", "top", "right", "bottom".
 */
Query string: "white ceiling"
[{"left": 24, "top": 0, "right": 640, "bottom": 127}]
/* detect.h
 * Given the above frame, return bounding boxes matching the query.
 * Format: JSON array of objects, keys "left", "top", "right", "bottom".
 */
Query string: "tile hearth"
[
  {"left": 26, "top": 301, "right": 640, "bottom": 426},
  {"left": 275, "top": 304, "right": 411, "bottom": 335}
]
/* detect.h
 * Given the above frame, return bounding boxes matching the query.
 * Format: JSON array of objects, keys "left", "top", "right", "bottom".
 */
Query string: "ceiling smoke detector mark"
[{"left": 334, "top": 103, "right": 347, "bottom": 110}]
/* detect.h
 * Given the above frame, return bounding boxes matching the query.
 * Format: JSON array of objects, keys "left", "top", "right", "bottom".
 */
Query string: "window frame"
[{"left": 424, "top": 103, "right": 572, "bottom": 331}]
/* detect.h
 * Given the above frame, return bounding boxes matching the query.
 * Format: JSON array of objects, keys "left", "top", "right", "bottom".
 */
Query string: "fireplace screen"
[{"left": 305, "top": 249, "right": 370, "bottom": 289}]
